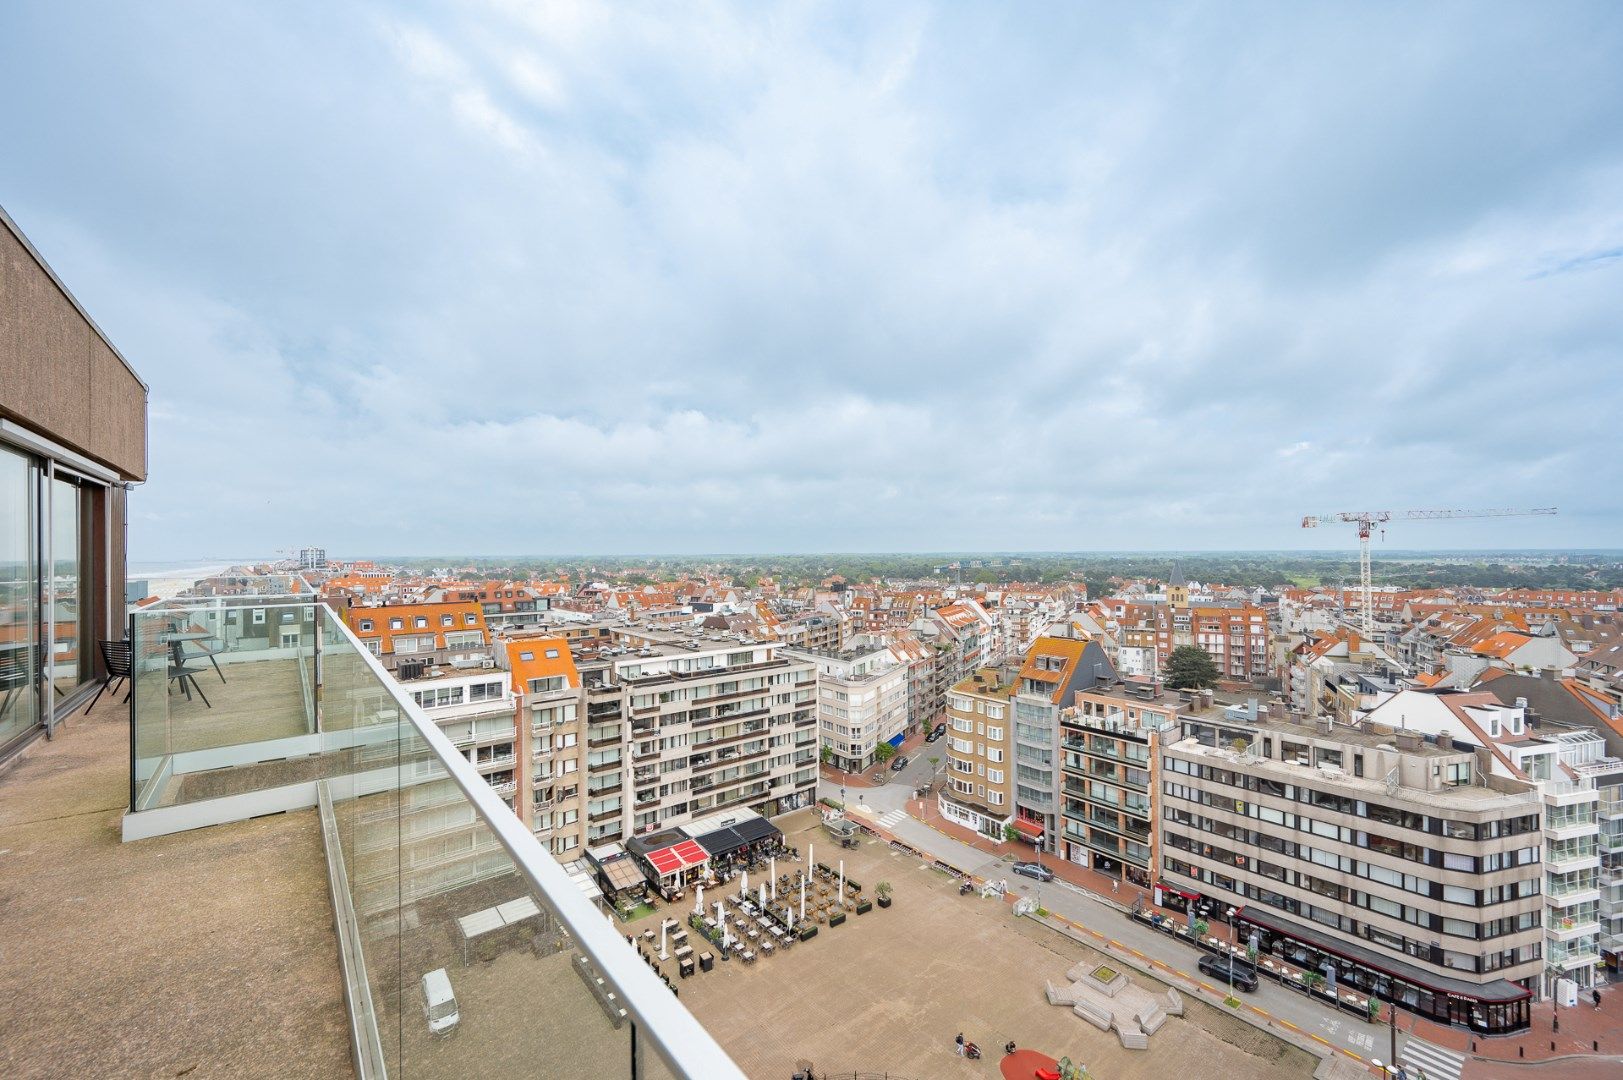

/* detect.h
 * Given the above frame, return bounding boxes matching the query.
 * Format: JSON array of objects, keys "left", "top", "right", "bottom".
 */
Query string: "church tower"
[{"left": 1168, "top": 562, "right": 1189, "bottom": 611}]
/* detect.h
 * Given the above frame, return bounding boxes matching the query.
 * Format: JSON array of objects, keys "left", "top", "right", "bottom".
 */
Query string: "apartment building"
[
  {"left": 528, "top": 625, "right": 823, "bottom": 851},
  {"left": 785, "top": 641, "right": 909, "bottom": 772},
  {"left": 508, "top": 637, "right": 590, "bottom": 858},
  {"left": 1160, "top": 713, "right": 1542, "bottom": 1035},
  {"left": 939, "top": 667, "right": 1018, "bottom": 838},
  {"left": 1059, "top": 679, "right": 1177, "bottom": 889},
  {"left": 1009, "top": 635, "right": 1116, "bottom": 852},
  {"left": 1173, "top": 605, "right": 1272, "bottom": 682},
  {"left": 1361, "top": 688, "right": 1621, "bottom": 997}
]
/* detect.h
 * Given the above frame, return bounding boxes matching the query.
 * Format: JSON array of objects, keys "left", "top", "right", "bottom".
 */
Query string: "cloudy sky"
[{"left": 3, "top": 2, "right": 1619, "bottom": 559}]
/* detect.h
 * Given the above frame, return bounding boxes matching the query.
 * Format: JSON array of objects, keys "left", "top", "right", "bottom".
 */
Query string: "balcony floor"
[{"left": 0, "top": 693, "right": 353, "bottom": 1079}]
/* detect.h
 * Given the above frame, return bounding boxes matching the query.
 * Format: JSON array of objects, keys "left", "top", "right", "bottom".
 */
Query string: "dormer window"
[
  {"left": 389, "top": 618, "right": 403, "bottom": 631},
  {"left": 359, "top": 620, "right": 373, "bottom": 632},
  {"left": 520, "top": 651, "right": 534, "bottom": 661},
  {"left": 414, "top": 616, "right": 428, "bottom": 629}
]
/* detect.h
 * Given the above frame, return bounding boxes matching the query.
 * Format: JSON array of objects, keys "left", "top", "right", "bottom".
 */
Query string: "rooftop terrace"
[
  {"left": 0, "top": 693, "right": 352, "bottom": 1079},
  {"left": 3, "top": 600, "right": 744, "bottom": 1080}
]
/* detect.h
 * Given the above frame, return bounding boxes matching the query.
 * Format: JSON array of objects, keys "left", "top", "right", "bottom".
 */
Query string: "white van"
[{"left": 421, "top": 968, "right": 459, "bottom": 1036}]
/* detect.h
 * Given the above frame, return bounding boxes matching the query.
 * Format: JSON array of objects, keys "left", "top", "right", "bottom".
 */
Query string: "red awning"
[
  {"left": 1012, "top": 818, "right": 1044, "bottom": 838},
  {"left": 645, "top": 839, "right": 708, "bottom": 878}
]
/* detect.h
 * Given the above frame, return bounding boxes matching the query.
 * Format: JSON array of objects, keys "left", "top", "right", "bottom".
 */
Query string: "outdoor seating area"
[{"left": 647, "top": 809, "right": 1312, "bottom": 1080}]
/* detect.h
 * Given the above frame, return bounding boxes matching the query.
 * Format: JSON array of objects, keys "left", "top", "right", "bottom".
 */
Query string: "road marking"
[
  {"left": 1278, "top": 1020, "right": 1302, "bottom": 1033},
  {"left": 1399, "top": 1037, "right": 1465, "bottom": 1080},
  {"left": 1310, "top": 1035, "right": 1333, "bottom": 1048},
  {"left": 877, "top": 809, "right": 907, "bottom": 829}
]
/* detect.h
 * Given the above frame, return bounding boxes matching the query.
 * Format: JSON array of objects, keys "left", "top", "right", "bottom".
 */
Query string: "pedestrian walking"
[
  {"left": 1111, "top": 879, "right": 1119, "bottom": 894},
  {"left": 955, "top": 1032, "right": 965, "bottom": 1057},
  {"left": 1594, "top": 987, "right": 1603, "bottom": 1011}
]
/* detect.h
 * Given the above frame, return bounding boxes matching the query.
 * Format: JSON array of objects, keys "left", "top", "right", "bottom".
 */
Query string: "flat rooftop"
[
  {"left": 952, "top": 668, "right": 1018, "bottom": 700},
  {"left": 1167, "top": 737, "right": 1536, "bottom": 808},
  {"left": 0, "top": 695, "right": 353, "bottom": 1079}
]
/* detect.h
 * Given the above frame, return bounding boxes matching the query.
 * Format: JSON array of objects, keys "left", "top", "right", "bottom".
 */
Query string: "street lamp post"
[{"left": 1225, "top": 906, "right": 1237, "bottom": 999}]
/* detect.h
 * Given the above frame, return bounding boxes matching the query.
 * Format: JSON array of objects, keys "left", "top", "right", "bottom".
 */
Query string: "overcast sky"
[{"left": 3, "top": 2, "right": 1619, "bottom": 560}]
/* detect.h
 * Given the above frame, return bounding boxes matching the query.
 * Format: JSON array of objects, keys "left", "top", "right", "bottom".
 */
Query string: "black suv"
[
  {"left": 890, "top": 754, "right": 909, "bottom": 772},
  {"left": 1197, "top": 954, "right": 1258, "bottom": 992}
]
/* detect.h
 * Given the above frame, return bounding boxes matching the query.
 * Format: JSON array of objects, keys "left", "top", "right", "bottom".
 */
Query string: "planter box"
[
  {"left": 855, "top": 901, "right": 872, "bottom": 915},
  {"left": 829, "top": 913, "right": 846, "bottom": 927},
  {"left": 799, "top": 926, "right": 818, "bottom": 941},
  {"left": 877, "top": 896, "right": 892, "bottom": 909}
]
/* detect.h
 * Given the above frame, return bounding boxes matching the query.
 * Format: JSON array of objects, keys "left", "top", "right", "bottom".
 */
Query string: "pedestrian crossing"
[
  {"left": 1398, "top": 1037, "right": 1464, "bottom": 1080},
  {"left": 877, "top": 808, "right": 907, "bottom": 829}
]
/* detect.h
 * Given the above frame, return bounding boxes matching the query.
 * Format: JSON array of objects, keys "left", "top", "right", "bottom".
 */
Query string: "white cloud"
[{"left": 0, "top": 1, "right": 1618, "bottom": 557}]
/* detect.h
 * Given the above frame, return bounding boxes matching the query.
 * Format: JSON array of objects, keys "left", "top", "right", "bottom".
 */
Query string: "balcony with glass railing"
[{"left": 118, "top": 600, "right": 743, "bottom": 1079}]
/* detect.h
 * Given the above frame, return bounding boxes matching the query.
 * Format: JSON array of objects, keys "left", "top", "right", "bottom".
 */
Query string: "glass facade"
[
  {"left": 1, "top": 445, "right": 41, "bottom": 752},
  {"left": 50, "top": 475, "right": 92, "bottom": 696},
  {"left": 0, "top": 442, "right": 111, "bottom": 757}
]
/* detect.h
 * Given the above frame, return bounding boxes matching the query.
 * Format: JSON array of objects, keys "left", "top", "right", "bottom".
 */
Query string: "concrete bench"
[{"left": 1071, "top": 999, "right": 1112, "bottom": 1032}]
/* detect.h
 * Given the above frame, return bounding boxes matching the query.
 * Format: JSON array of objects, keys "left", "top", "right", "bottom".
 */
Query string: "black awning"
[
  {"left": 693, "top": 816, "right": 781, "bottom": 857},
  {"left": 1237, "top": 906, "right": 1530, "bottom": 1003}
]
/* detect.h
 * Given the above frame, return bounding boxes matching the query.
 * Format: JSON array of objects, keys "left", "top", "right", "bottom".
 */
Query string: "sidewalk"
[{"left": 1428, "top": 988, "right": 1623, "bottom": 1061}]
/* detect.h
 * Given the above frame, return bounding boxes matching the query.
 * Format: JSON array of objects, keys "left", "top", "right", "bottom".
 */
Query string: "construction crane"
[{"left": 1300, "top": 508, "right": 1557, "bottom": 637}]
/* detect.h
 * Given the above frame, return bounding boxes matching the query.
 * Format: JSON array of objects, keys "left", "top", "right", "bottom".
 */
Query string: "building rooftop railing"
[{"left": 125, "top": 600, "right": 746, "bottom": 1080}]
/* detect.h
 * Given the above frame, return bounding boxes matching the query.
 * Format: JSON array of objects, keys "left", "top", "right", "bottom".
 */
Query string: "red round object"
[{"left": 999, "top": 1048, "right": 1061, "bottom": 1080}]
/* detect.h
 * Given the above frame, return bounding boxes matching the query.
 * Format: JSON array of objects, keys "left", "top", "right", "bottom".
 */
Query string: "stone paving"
[{"left": 625, "top": 810, "right": 1315, "bottom": 1079}]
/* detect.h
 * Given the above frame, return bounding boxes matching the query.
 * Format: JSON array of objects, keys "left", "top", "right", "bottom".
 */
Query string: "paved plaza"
[{"left": 627, "top": 810, "right": 1317, "bottom": 1079}]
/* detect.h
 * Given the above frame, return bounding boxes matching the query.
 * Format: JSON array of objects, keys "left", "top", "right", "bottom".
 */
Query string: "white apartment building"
[
  {"left": 534, "top": 625, "right": 822, "bottom": 852},
  {"left": 785, "top": 642, "right": 909, "bottom": 772},
  {"left": 1362, "top": 688, "right": 1618, "bottom": 997}
]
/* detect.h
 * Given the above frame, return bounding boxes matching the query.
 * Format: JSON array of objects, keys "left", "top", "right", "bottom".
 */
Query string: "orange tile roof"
[
  {"left": 1472, "top": 631, "right": 1533, "bottom": 659},
  {"left": 507, "top": 638, "right": 579, "bottom": 695},
  {"left": 343, "top": 601, "right": 487, "bottom": 654},
  {"left": 1018, "top": 635, "right": 1088, "bottom": 704}
]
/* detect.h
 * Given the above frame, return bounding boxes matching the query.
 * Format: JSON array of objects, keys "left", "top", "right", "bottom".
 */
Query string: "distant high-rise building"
[{"left": 297, "top": 546, "right": 327, "bottom": 570}]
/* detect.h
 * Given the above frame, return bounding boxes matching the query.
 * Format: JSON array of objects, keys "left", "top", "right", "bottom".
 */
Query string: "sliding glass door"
[
  {"left": 50, "top": 475, "right": 93, "bottom": 697},
  {"left": 1, "top": 445, "right": 41, "bottom": 751}
]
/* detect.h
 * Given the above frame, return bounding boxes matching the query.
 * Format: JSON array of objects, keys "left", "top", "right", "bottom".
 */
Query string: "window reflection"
[{"left": 1, "top": 447, "right": 40, "bottom": 748}]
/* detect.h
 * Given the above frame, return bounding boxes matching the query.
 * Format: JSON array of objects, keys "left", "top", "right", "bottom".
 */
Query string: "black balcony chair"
[
  {"left": 165, "top": 619, "right": 226, "bottom": 683},
  {"left": 167, "top": 638, "right": 212, "bottom": 708},
  {"left": 0, "top": 647, "right": 29, "bottom": 723},
  {"left": 82, "top": 640, "right": 135, "bottom": 715}
]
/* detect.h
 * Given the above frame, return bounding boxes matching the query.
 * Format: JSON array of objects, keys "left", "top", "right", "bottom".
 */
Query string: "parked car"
[
  {"left": 924, "top": 727, "right": 941, "bottom": 743},
  {"left": 933, "top": 721, "right": 946, "bottom": 738},
  {"left": 1197, "top": 954, "right": 1259, "bottom": 992},
  {"left": 890, "top": 754, "right": 909, "bottom": 772},
  {"left": 1009, "top": 861, "right": 1054, "bottom": 882},
  {"left": 421, "top": 968, "right": 460, "bottom": 1035}
]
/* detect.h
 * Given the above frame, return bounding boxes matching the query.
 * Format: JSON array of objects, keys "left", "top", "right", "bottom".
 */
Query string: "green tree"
[
  {"left": 873, "top": 742, "right": 896, "bottom": 764},
  {"left": 820, "top": 744, "right": 832, "bottom": 765},
  {"left": 1164, "top": 645, "right": 1220, "bottom": 689}
]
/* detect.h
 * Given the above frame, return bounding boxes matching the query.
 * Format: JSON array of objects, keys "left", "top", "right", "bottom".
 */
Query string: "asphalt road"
[{"left": 823, "top": 774, "right": 1418, "bottom": 1069}]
